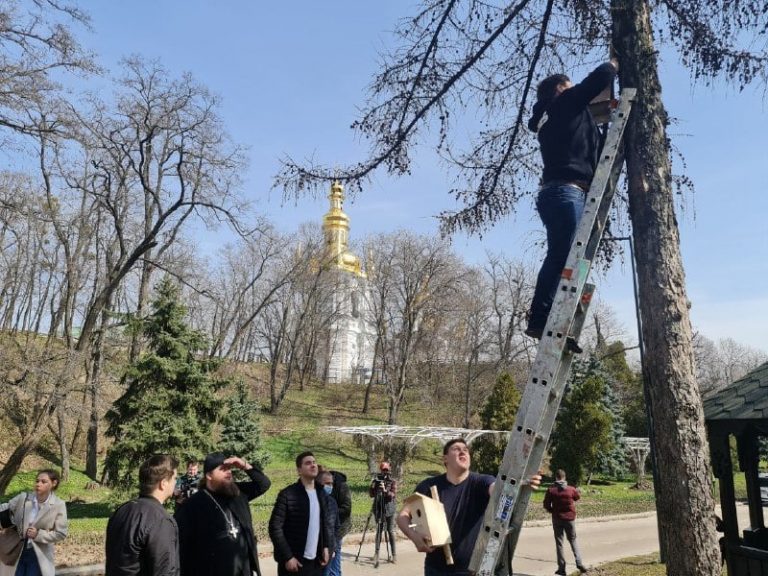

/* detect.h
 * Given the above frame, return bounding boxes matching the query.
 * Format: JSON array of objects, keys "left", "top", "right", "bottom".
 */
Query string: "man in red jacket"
[{"left": 543, "top": 469, "right": 588, "bottom": 575}]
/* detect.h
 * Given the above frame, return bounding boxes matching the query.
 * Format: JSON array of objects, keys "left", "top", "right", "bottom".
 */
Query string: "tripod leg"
[
  {"left": 355, "top": 509, "right": 375, "bottom": 562},
  {"left": 383, "top": 518, "right": 390, "bottom": 561},
  {"left": 374, "top": 516, "right": 383, "bottom": 568}
]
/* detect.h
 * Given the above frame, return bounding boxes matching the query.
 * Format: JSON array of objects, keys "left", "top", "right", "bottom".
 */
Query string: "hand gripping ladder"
[{"left": 469, "top": 88, "right": 637, "bottom": 576}]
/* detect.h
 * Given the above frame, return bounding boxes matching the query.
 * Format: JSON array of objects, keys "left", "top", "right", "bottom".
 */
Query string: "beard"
[{"left": 210, "top": 479, "right": 241, "bottom": 498}]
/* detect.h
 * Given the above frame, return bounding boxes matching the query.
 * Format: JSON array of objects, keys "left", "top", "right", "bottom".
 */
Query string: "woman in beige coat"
[{"left": 0, "top": 469, "right": 68, "bottom": 576}]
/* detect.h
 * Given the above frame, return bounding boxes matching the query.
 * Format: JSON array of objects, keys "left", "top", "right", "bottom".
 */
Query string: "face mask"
[{"left": 323, "top": 485, "right": 333, "bottom": 495}]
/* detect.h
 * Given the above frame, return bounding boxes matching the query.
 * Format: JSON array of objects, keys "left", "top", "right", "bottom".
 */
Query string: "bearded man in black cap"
[{"left": 175, "top": 453, "right": 270, "bottom": 576}]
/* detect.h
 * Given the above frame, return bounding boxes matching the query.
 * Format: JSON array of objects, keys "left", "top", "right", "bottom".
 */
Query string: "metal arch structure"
[
  {"left": 624, "top": 437, "right": 650, "bottom": 451},
  {"left": 324, "top": 425, "right": 506, "bottom": 448},
  {"left": 624, "top": 437, "right": 651, "bottom": 479}
]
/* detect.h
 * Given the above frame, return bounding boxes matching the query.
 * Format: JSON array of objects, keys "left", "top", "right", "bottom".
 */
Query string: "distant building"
[{"left": 315, "top": 181, "right": 375, "bottom": 384}]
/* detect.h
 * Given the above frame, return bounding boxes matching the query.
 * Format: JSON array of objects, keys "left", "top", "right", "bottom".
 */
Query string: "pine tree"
[
  {"left": 550, "top": 359, "right": 614, "bottom": 485},
  {"left": 104, "top": 278, "right": 224, "bottom": 490},
  {"left": 219, "top": 381, "right": 270, "bottom": 469},
  {"left": 594, "top": 361, "right": 628, "bottom": 480},
  {"left": 472, "top": 372, "right": 522, "bottom": 475}
]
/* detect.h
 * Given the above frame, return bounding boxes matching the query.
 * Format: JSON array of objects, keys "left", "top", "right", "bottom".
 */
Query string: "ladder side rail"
[
  {"left": 495, "top": 285, "right": 597, "bottom": 576},
  {"left": 468, "top": 88, "right": 636, "bottom": 574},
  {"left": 471, "top": 285, "right": 596, "bottom": 576}
]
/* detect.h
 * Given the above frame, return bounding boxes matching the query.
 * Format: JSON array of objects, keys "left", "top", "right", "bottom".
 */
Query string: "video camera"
[{"left": 371, "top": 471, "right": 392, "bottom": 492}]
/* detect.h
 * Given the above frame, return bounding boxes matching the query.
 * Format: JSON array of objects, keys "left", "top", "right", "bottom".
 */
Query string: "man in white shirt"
[{"left": 269, "top": 452, "right": 335, "bottom": 576}]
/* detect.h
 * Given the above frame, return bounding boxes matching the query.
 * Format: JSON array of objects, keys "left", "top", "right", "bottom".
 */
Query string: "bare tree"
[
  {"left": 375, "top": 231, "right": 462, "bottom": 424},
  {"left": 256, "top": 227, "right": 338, "bottom": 413},
  {"left": 69, "top": 56, "right": 248, "bottom": 354},
  {"left": 0, "top": 0, "right": 95, "bottom": 136},
  {"left": 205, "top": 227, "right": 292, "bottom": 359},
  {"left": 484, "top": 253, "right": 536, "bottom": 370},
  {"left": 450, "top": 266, "right": 496, "bottom": 428},
  {"left": 694, "top": 333, "right": 768, "bottom": 396}
]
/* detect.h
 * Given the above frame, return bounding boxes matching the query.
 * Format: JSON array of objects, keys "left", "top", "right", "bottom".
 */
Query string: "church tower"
[{"left": 316, "top": 181, "right": 375, "bottom": 384}]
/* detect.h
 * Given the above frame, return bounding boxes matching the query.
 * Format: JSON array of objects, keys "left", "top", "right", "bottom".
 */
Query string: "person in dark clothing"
[
  {"left": 368, "top": 461, "right": 397, "bottom": 563},
  {"left": 175, "top": 453, "right": 271, "bottom": 576},
  {"left": 323, "top": 469, "right": 351, "bottom": 544},
  {"left": 398, "top": 439, "right": 541, "bottom": 576},
  {"left": 106, "top": 454, "right": 180, "bottom": 576},
  {"left": 543, "top": 469, "right": 587, "bottom": 575},
  {"left": 317, "top": 472, "right": 341, "bottom": 576},
  {"left": 268, "top": 452, "right": 335, "bottom": 576},
  {"left": 173, "top": 460, "right": 201, "bottom": 509},
  {"left": 525, "top": 59, "right": 619, "bottom": 344}
]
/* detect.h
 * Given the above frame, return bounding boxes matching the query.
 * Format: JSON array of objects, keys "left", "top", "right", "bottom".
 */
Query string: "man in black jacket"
[
  {"left": 175, "top": 453, "right": 271, "bottom": 576},
  {"left": 269, "top": 452, "right": 335, "bottom": 576},
  {"left": 106, "top": 454, "right": 180, "bottom": 576},
  {"left": 525, "top": 58, "right": 619, "bottom": 345}
]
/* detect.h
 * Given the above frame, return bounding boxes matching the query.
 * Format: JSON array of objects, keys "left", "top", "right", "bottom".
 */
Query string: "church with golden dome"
[{"left": 315, "top": 181, "right": 375, "bottom": 384}]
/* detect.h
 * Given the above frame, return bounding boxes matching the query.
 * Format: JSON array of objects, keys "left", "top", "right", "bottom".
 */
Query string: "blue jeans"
[
  {"left": 15, "top": 546, "right": 42, "bottom": 576},
  {"left": 527, "top": 183, "right": 586, "bottom": 332},
  {"left": 323, "top": 541, "right": 342, "bottom": 576}
]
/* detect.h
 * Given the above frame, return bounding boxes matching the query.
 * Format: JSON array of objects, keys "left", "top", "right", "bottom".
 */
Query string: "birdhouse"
[
  {"left": 588, "top": 85, "right": 615, "bottom": 125},
  {"left": 402, "top": 493, "right": 452, "bottom": 546}
]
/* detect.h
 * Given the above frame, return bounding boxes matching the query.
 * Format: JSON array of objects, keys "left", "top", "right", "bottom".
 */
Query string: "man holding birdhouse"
[{"left": 397, "top": 438, "right": 541, "bottom": 576}]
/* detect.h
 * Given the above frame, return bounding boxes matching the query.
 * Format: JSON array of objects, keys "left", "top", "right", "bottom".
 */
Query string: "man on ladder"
[
  {"left": 469, "top": 53, "right": 635, "bottom": 575},
  {"left": 525, "top": 57, "right": 620, "bottom": 351}
]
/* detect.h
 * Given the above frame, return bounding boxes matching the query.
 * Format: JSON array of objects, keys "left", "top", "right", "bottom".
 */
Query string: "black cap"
[{"left": 203, "top": 452, "right": 226, "bottom": 474}]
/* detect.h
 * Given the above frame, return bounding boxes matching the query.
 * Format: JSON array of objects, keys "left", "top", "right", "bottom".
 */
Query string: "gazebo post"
[
  {"left": 711, "top": 430, "right": 739, "bottom": 544},
  {"left": 737, "top": 431, "right": 765, "bottom": 538}
]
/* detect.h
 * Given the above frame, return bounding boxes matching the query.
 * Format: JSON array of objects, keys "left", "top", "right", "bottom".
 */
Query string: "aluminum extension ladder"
[{"left": 469, "top": 88, "right": 637, "bottom": 576}]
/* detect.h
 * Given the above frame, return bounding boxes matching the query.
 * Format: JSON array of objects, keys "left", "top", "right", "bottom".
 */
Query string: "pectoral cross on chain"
[{"left": 228, "top": 524, "right": 239, "bottom": 539}]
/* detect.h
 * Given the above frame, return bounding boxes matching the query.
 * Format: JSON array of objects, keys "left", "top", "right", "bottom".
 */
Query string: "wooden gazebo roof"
[{"left": 704, "top": 361, "right": 768, "bottom": 434}]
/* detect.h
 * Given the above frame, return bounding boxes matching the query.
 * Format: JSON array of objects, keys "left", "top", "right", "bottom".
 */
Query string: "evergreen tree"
[
  {"left": 472, "top": 372, "right": 522, "bottom": 475},
  {"left": 595, "top": 362, "right": 628, "bottom": 480},
  {"left": 550, "top": 359, "right": 614, "bottom": 485},
  {"left": 105, "top": 278, "right": 223, "bottom": 490},
  {"left": 219, "top": 381, "right": 271, "bottom": 469},
  {"left": 601, "top": 342, "right": 647, "bottom": 439}
]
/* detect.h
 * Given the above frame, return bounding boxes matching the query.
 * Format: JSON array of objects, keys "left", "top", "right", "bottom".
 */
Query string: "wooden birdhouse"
[
  {"left": 588, "top": 85, "right": 615, "bottom": 125},
  {"left": 401, "top": 493, "right": 452, "bottom": 547}
]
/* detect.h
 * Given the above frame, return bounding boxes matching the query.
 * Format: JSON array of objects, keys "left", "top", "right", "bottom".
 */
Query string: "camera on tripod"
[
  {"left": 372, "top": 471, "right": 391, "bottom": 487},
  {"left": 358, "top": 462, "right": 397, "bottom": 567}
]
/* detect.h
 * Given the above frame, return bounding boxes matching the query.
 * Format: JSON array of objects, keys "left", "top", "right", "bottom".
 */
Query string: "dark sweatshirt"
[{"left": 529, "top": 62, "right": 617, "bottom": 185}]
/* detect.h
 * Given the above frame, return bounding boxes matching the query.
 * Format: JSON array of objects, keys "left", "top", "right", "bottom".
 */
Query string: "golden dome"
[{"left": 321, "top": 181, "right": 365, "bottom": 277}]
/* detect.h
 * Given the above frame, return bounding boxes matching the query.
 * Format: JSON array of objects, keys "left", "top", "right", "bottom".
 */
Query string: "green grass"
[
  {"left": 581, "top": 553, "right": 666, "bottom": 576},
  {"left": 577, "top": 553, "right": 727, "bottom": 576}
]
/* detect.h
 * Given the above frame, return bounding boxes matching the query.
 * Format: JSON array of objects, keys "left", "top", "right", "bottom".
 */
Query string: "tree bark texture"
[{"left": 612, "top": 1, "right": 721, "bottom": 573}]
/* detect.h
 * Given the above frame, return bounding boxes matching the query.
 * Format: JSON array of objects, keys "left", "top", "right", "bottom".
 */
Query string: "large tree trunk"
[
  {"left": 612, "top": 1, "right": 721, "bottom": 574},
  {"left": 0, "top": 436, "right": 39, "bottom": 495},
  {"left": 56, "top": 406, "right": 70, "bottom": 482}
]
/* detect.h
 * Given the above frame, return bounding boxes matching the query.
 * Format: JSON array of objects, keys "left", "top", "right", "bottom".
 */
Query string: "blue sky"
[{"left": 82, "top": 1, "right": 767, "bottom": 353}]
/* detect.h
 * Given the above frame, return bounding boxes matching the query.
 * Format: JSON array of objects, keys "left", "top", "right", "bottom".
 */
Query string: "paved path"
[{"left": 258, "top": 504, "right": 749, "bottom": 576}]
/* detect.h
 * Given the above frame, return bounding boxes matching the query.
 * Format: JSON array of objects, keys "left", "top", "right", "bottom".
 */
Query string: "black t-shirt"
[{"left": 415, "top": 472, "right": 494, "bottom": 574}]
